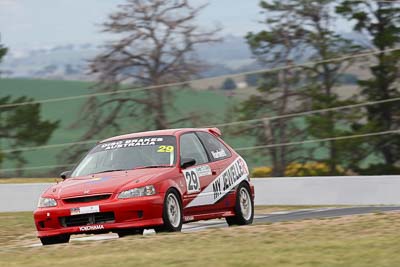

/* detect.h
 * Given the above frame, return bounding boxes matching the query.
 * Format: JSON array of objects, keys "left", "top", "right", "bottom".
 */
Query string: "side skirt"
[{"left": 183, "top": 210, "right": 235, "bottom": 223}]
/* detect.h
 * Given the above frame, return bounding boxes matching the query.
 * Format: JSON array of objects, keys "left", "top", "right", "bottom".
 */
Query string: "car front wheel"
[
  {"left": 226, "top": 183, "right": 254, "bottom": 226},
  {"left": 155, "top": 189, "right": 183, "bottom": 233}
]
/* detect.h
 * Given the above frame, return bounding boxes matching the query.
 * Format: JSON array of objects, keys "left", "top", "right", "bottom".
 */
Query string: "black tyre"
[
  {"left": 155, "top": 189, "right": 183, "bottom": 233},
  {"left": 40, "top": 234, "right": 70, "bottom": 246},
  {"left": 117, "top": 229, "right": 144, "bottom": 238},
  {"left": 226, "top": 183, "right": 254, "bottom": 226}
]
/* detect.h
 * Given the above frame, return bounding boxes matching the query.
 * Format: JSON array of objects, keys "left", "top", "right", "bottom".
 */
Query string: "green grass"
[{"left": 1, "top": 211, "right": 400, "bottom": 266}]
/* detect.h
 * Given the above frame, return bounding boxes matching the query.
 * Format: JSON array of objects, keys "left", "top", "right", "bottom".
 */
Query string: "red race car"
[{"left": 34, "top": 128, "right": 254, "bottom": 245}]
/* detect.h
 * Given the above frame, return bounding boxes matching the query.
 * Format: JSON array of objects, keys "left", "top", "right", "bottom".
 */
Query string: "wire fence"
[
  {"left": 1, "top": 129, "right": 399, "bottom": 174},
  {"left": 1, "top": 46, "right": 400, "bottom": 176},
  {"left": 1, "top": 96, "right": 400, "bottom": 155}
]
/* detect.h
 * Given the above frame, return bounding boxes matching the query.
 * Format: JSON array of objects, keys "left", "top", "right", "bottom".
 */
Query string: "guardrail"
[{"left": 1, "top": 175, "right": 400, "bottom": 212}]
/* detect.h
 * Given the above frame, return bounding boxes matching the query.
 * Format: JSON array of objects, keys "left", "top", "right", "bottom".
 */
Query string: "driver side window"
[{"left": 180, "top": 133, "right": 208, "bottom": 165}]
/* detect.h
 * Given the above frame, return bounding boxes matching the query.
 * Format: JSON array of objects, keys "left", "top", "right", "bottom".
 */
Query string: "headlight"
[
  {"left": 118, "top": 185, "right": 156, "bottom": 199},
  {"left": 38, "top": 197, "right": 57, "bottom": 208}
]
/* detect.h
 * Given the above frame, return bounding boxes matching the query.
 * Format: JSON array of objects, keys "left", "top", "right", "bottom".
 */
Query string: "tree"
[
  {"left": 0, "top": 45, "right": 6, "bottom": 63},
  {"left": 221, "top": 78, "right": 237, "bottom": 90},
  {"left": 0, "top": 40, "right": 7, "bottom": 164},
  {"left": 63, "top": 0, "right": 219, "bottom": 163},
  {"left": 0, "top": 40, "right": 7, "bottom": 75},
  {"left": 0, "top": 40, "right": 59, "bottom": 176},
  {"left": 0, "top": 97, "right": 59, "bottom": 176},
  {"left": 242, "top": 0, "right": 364, "bottom": 176},
  {"left": 245, "top": 73, "right": 260, "bottom": 87},
  {"left": 291, "top": 0, "right": 362, "bottom": 175},
  {"left": 240, "top": 0, "right": 309, "bottom": 177},
  {"left": 337, "top": 0, "right": 400, "bottom": 173}
]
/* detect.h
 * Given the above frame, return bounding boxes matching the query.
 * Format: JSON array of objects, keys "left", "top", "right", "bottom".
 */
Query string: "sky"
[
  {"left": 0, "top": 0, "right": 351, "bottom": 51},
  {"left": 0, "top": 0, "right": 266, "bottom": 50}
]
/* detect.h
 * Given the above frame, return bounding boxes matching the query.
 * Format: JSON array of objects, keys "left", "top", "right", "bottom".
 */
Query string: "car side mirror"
[
  {"left": 180, "top": 158, "right": 196, "bottom": 169},
  {"left": 60, "top": 170, "right": 72, "bottom": 180}
]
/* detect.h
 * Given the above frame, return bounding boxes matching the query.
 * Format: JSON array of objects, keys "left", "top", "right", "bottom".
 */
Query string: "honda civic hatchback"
[{"left": 34, "top": 128, "right": 254, "bottom": 245}]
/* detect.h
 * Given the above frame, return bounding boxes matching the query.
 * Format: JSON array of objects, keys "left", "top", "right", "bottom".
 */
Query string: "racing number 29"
[
  {"left": 157, "top": 145, "right": 174, "bottom": 153},
  {"left": 184, "top": 170, "right": 200, "bottom": 194}
]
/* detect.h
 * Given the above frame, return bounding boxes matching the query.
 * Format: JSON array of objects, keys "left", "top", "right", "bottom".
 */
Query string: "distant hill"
[
  {"left": 2, "top": 32, "right": 368, "bottom": 81},
  {"left": 2, "top": 35, "right": 252, "bottom": 80}
]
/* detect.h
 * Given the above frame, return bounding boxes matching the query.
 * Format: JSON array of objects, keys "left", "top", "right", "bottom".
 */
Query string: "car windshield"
[{"left": 71, "top": 135, "right": 177, "bottom": 177}]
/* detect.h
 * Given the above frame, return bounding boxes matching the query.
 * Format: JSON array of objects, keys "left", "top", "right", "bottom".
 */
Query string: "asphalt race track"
[
  {"left": 184, "top": 206, "right": 400, "bottom": 232},
  {"left": 26, "top": 205, "right": 400, "bottom": 247}
]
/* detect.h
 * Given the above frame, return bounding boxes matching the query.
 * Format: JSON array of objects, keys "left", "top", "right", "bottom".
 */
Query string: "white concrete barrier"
[
  {"left": 1, "top": 175, "right": 400, "bottom": 212},
  {"left": 0, "top": 183, "right": 52, "bottom": 212},
  {"left": 252, "top": 176, "right": 400, "bottom": 205}
]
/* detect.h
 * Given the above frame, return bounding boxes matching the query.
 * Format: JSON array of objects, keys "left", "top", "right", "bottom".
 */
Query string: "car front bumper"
[{"left": 34, "top": 195, "right": 164, "bottom": 237}]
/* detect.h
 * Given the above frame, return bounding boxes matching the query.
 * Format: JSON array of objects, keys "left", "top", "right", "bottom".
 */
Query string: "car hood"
[{"left": 45, "top": 168, "right": 174, "bottom": 199}]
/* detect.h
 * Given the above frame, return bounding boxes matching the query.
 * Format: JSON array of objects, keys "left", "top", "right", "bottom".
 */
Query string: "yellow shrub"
[
  {"left": 285, "top": 162, "right": 344, "bottom": 177},
  {"left": 251, "top": 166, "right": 273, "bottom": 178}
]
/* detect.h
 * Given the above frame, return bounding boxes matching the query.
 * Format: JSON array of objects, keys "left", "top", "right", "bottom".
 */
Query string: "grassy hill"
[
  {"left": 1, "top": 78, "right": 373, "bottom": 177},
  {"left": 0, "top": 78, "right": 260, "bottom": 176}
]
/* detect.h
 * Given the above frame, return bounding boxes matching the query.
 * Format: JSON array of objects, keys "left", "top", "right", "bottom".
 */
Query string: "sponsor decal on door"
[{"left": 186, "top": 157, "right": 249, "bottom": 208}]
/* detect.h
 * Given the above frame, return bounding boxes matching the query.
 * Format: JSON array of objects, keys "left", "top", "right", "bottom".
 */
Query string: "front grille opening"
[
  {"left": 63, "top": 194, "right": 111, "bottom": 204},
  {"left": 38, "top": 221, "right": 45, "bottom": 228},
  {"left": 59, "top": 212, "right": 115, "bottom": 227}
]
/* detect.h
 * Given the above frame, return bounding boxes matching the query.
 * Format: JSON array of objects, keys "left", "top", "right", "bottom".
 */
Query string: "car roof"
[{"left": 99, "top": 128, "right": 221, "bottom": 143}]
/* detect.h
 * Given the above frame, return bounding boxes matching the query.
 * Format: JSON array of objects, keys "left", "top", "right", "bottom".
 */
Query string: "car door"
[
  {"left": 195, "top": 131, "right": 237, "bottom": 210},
  {"left": 179, "top": 132, "right": 220, "bottom": 215}
]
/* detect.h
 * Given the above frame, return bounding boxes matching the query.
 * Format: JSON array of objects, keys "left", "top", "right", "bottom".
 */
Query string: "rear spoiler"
[{"left": 208, "top": 127, "right": 222, "bottom": 136}]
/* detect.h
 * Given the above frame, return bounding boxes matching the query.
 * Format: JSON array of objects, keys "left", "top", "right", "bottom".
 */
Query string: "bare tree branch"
[{"left": 60, "top": 0, "right": 220, "bottom": 164}]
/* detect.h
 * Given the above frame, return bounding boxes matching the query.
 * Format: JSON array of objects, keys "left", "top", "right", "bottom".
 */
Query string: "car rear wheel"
[
  {"left": 40, "top": 234, "right": 70, "bottom": 246},
  {"left": 155, "top": 189, "right": 182, "bottom": 233},
  {"left": 117, "top": 229, "right": 144, "bottom": 238},
  {"left": 226, "top": 183, "right": 254, "bottom": 226}
]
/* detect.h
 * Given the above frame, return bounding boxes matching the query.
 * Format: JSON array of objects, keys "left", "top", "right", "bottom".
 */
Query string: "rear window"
[{"left": 196, "top": 132, "right": 231, "bottom": 161}]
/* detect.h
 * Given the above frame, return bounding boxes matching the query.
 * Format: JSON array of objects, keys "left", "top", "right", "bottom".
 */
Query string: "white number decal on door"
[{"left": 183, "top": 169, "right": 201, "bottom": 194}]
